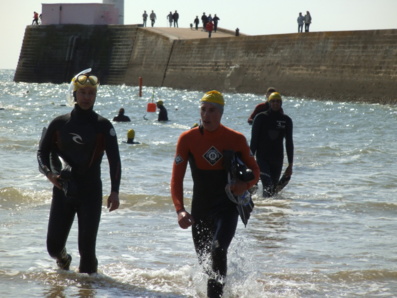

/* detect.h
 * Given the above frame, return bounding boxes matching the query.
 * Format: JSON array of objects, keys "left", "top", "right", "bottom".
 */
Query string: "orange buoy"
[{"left": 146, "top": 102, "right": 156, "bottom": 112}]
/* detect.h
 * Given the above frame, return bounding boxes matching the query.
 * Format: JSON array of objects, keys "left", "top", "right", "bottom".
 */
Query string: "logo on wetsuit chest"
[
  {"left": 203, "top": 146, "right": 223, "bottom": 166},
  {"left": 70, "top": 133, "right": 84, "bottom": 144},
  {"left": 276, "top": 120, "right": 286, "bottom": 129}
]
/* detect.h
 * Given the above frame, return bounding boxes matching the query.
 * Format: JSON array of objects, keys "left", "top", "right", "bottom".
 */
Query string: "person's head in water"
[
  {"left": 118, "top": 108, "right": 125, "bottom": 116},
  {"left": 268, "top": 92, "right": 283, "bottom": 112},
  {"left": 156, "top": 100, "right": 164, "bottom": 107},
  {"left": 199, "top": 90, "right": 224, "bottom": 132},
  {"left": 72, "top": 72, "right": 99, "bottom": 110},
  {"left": 127, "top": 129, "right": 135, "bottom": 144}
]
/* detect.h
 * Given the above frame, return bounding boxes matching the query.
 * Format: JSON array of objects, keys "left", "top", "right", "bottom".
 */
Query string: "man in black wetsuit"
[
  {"left": 250, "top": 92, "right": 294, "bottom": 197},
  {"left": 156, "top": 100, "right": 168, "bottom": 121},
  {"left": 113, "top": 108, "right": 131, "bottom": 122},
  {"left": 37, "top": 71, "right": 121, "bottom": 274}
]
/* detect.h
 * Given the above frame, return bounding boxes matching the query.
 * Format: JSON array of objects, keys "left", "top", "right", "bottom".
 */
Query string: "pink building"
[{"left": 41, "top": 2, "right": 122, "bottom": 25}]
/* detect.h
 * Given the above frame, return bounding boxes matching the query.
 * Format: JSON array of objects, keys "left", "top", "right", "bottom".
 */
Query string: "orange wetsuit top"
[{"left": 171, "top": 124, "right": 260, "bottom": 218}]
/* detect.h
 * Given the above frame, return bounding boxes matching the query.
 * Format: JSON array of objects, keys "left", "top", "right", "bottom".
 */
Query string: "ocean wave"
[{"left": 0, "top": 187, "right": 50, "bottom": 209}]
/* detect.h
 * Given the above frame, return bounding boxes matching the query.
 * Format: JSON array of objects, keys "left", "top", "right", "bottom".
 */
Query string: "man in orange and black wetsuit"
[
  {"left": 171, "top": 90, "right": 260, "bottom": 297},
  {"left": 37, "top": 71, "right": 121, "bottom": 274}
]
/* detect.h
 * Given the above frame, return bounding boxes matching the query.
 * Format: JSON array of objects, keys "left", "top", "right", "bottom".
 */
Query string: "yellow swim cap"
[
  {"left": 127, "top": 129, "right": 135, "bottom": 139},
  {"left": 200, "top": 90, "right": 225, "bottom": 106},
  {"left": 268, "top": 92, "right": 282, "bottom": 101},
  {"left": 72, "top": 74, "right": 99, "bottom": 92},
  {"left": 157, "top": 100, "right": 163, "bottom": 105}
]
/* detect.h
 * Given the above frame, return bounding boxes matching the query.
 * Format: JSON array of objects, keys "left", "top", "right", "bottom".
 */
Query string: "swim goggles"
[{"left": 75, "top": 74, "right": 99, "bottom": 86}]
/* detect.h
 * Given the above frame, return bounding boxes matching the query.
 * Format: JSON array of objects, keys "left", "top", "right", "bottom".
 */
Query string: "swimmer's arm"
[{"left": 107, "top": 191, "right": 120, "bottom": 212}]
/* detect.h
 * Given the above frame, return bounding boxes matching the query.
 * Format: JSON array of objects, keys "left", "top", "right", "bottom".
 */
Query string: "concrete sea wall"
[
  {"left": 130, "top": 29, "right": 397, "bottom": 104},
  {"left": 14, "top": 25, "right": 138, "bottom": 85},
  {"left": 14, "top": 25, "right": 397, "bottom": 104}
]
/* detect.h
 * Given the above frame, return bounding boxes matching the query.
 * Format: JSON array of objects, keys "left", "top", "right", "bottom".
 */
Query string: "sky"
[{"left": 1, "top": 0, "right": 397, "bottom": 69}]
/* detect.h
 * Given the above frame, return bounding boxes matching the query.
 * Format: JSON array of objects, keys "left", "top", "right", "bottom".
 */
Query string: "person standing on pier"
[
  {"left": 297, "top": 12, "right": 304, "bottom": 33},
  {"left": 194, "top": 16, "right": 200, "bottom": 30},
  {"left": 32, "top": 11, "right": 39, "bottom": 25},
  {"left": 167, "top": 12, "right": 173, "bottom": 27},
  {"left": 206, "top": 21, "right": 214, "bottom": 38},
  {"left": 150, "top": 10, "right": 157, "bottom": 27},
  {"left": 304, "top": 11, "right": 312, "bottom": 32},
  {"left": 173, "top": 10, "right": 179, "bottom": 27},
  {"left": 142, "top": 10, "right": 148, "bottom": 27},
  {"left": 213, "top": 14, "right": 220, "bottom": 32},
  {"left": 201, "top": 12, "right": 208, "bottom": 31}
]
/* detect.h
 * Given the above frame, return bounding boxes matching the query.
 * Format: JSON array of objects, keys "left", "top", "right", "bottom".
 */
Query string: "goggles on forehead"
[
  {"left": 75, "top": 74, "right": 99, "bottom": 86},
  {"left": 67, "top": 68, "right": 97, "bottom": 106}
]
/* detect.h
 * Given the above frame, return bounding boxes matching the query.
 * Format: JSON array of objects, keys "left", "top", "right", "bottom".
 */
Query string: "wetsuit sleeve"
[
  {"left": 285, "top": 117, "right": 294, "bottom": 164},
  {"left": 104, "top": 122, "right": 122, "bottom": 193},
  {"left": 37, "top": 121, "right": 58, "bottom": 175},
  {"left": 170, "top": 132, "right": 190, "bottom": 212},
  {"left": 249, "top": 113, "right": 263, "bottom": 156},
  {"left": 248, "top": 105, "right": 261, "bottom": 125},
  {"left": 238, "top": 135, "right": 260, "bottom": 189}
]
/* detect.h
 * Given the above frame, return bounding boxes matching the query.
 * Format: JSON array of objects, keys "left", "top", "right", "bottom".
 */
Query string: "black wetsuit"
[
  {"left": 158, "top": 105, "right": 168, "bottom": 121},
  {"left": 250, "top": 109, "right": 293, "bottom": 196},
  {"left": 190, "top": 159, "right": 239, "bottom": 297},
  {"left": 37, "top": 105, "right": 121, "bottom": 273},
  {"left": 113, "top": 114, "right": 131, "bottom": 122}
]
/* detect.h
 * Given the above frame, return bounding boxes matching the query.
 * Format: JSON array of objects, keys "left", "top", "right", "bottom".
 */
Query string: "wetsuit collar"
[
  {"left": 269, "top": 108, "right": 282, "bottom": 114},
  {"left": 72, "top": 104, "right": 96, "bottom": 122},
  {"left": 201, "top": 124, "right": 225, "bottom": 138}
]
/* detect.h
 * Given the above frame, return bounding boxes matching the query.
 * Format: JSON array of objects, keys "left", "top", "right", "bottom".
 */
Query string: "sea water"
[{"left": 0, "top": 69, "right": 396, "bottom": 297}]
